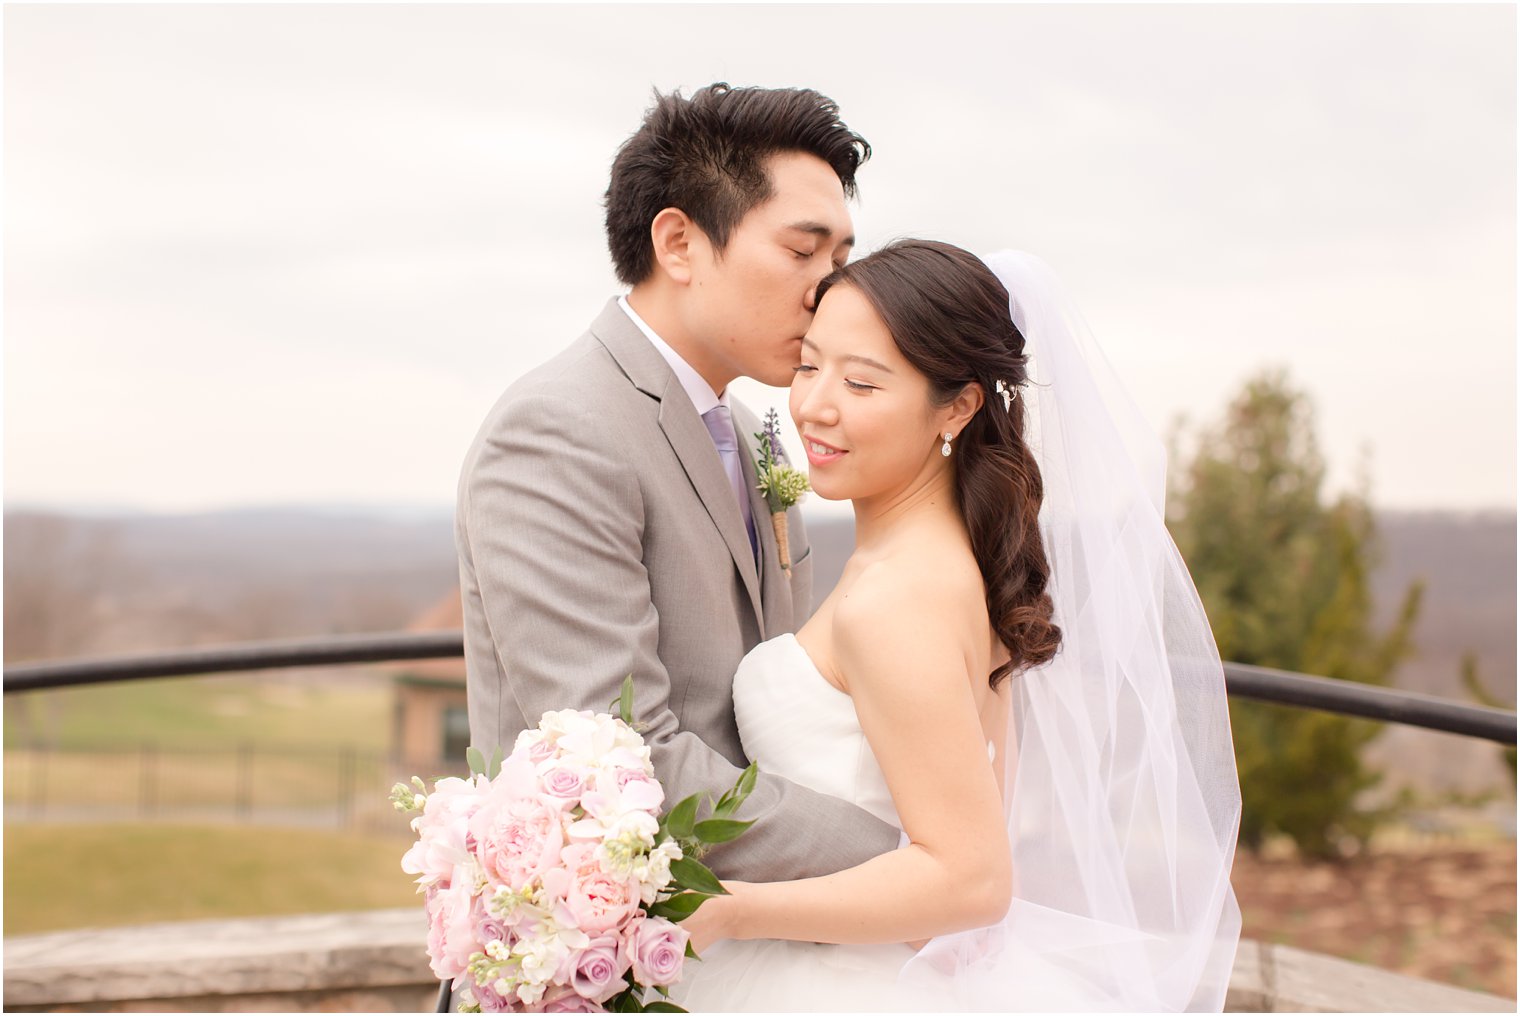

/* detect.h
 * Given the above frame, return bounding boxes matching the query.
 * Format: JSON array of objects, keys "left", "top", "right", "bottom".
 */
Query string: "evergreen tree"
[
  {"left": 1168, "top": 369, "right": 1422, "bottom": 858},
  {"left": 1460, "top": 652, "right": 1517, "bottom": 785}
]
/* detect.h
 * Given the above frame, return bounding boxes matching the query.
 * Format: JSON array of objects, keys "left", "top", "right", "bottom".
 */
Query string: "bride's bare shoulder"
[{"left": 830, "top": 543, "right": 986, "bottom": 665}]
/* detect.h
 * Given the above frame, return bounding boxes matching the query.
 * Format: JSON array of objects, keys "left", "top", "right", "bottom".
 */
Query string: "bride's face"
[{"left": 789, "top": 284, "right": 950, "bottom": 502}]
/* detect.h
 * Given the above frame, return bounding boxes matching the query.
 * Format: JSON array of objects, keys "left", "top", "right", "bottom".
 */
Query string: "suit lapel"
[{"left": 590, "top": 300, "right": 764, "bottom": 631}]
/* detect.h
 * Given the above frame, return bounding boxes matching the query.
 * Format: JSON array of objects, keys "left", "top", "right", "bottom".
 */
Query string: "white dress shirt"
[
  {"left": 618, "top": 295, "right": 726, "bottom": 416},
  {"left": 617, "top": 296, "right": 758, "bottom": 558}
]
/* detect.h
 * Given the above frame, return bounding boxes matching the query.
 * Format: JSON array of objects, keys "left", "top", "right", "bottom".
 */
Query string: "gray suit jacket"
[{"left": 456, "top": 298, "right": 900, "bottom": 881}]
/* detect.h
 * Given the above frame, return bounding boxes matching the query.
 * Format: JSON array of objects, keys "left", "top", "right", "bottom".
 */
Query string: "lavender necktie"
[{"left": 702, "top": 405, "right": 759, "bottom": 560}]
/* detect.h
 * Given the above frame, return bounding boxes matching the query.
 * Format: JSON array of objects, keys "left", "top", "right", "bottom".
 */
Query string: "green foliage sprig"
[{"left": 754, "top": 409, "right": 809, "bottom": 514}]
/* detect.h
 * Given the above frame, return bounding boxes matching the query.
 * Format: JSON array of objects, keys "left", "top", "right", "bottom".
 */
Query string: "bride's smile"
[{"left": 790, "top": 284, "right": 970, "bottom": 511}]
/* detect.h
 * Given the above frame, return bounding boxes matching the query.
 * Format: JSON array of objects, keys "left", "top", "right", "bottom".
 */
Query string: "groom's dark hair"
[{"left": 604, "top": 83, "right": 870, "bottom": 286}]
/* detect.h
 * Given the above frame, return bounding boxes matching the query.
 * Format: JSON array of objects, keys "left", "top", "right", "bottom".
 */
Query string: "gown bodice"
[{"left": 730, "top": 633, "right": 903, "bottom": 830}]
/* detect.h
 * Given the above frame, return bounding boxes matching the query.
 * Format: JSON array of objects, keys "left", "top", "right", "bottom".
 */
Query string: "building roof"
[{"left": 395, "top": 586, "right": 465, "bottom": 683}]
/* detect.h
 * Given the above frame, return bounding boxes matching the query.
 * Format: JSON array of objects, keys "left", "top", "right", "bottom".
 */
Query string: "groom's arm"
[{"left": 458, "top": 389, "right": 900, "bottom": 883}]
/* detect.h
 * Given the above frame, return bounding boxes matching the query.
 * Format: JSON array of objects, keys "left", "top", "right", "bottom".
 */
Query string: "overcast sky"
[{"left": 6, "top": 4, "right": 1515, "bottom": 515}]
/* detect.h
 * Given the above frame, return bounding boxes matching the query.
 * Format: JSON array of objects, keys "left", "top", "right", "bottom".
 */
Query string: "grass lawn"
[
  {"left": 3, "top": 674, "right": 393, "bottom": 753},
  {"left": 3, "top": 823, "right": 420, "bottom": 935}
]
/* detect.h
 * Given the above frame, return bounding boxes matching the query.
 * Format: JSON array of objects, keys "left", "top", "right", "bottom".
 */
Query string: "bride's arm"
[{"left": 690, "top": 571, "right": 1012, "bottom": 948}]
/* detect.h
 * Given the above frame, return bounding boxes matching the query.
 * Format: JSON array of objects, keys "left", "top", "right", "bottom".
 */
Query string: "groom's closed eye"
[{"left": 784, "top": 221, "right": 854, "bottom": 266}]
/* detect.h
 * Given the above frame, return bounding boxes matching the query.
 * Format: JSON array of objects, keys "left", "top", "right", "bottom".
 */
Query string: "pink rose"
[
  {"left": 559, "top": 843, "right": 639, "bottom": 935},
  {"left": 424, "top": 879, "right": 480, "bottom": 981},
  {"left": 540, "top": 765, "right": 588, "bottom": 802},
  {"left": 630, "top": 915, "right": 689, "bottom": 987},
  {"left": 570, "top": 934, "right": 629, "bottom": 1003}
]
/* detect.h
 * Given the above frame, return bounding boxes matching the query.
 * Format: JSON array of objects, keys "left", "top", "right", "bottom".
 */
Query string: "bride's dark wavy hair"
[{"left": 815, "top": 239, "right": 1061, "bottom": 689}]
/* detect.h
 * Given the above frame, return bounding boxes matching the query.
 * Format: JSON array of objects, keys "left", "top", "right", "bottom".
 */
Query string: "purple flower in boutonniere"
[{"left": 753, "top": 409, "right": 810, "bottom": 578}]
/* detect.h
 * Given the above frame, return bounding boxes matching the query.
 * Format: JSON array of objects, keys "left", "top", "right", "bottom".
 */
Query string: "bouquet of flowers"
[{"left": 392, "top": 679, "right": 756, "bottom": 1013}]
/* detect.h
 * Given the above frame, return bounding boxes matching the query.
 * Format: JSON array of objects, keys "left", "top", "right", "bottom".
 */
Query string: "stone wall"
[{"left": 4, "top": 909, "right": 1513, "bottom": 1012}]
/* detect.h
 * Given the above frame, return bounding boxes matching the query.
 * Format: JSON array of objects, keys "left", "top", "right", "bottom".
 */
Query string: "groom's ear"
[{"left": 649, "top": 207, "right": 698, "bottom": 286}]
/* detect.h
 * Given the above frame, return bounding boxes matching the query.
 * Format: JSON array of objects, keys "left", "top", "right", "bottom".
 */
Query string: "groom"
[{"left": 457, "top": 83, "right": 901, "bottom": 881}]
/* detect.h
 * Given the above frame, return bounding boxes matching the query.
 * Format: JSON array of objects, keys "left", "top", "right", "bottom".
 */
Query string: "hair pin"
[{"left": 995, "top": 379, "right": 1016, "bottom": 412}]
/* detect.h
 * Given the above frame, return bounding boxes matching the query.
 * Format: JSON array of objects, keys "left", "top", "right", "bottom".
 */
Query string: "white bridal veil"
[{"left": 901, "top": 251, "right": 1243, "bottom": 1011}]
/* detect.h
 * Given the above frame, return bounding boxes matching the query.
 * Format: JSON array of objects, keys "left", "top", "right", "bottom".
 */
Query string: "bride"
[{"left": 669, "top": 240, "right": 1242, "bottom": 1012}]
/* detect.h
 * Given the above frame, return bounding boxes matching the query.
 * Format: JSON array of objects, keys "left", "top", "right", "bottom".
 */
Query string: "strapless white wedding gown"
[{"left": 668, "top": 634, "right": 949, "bottom": 1012}]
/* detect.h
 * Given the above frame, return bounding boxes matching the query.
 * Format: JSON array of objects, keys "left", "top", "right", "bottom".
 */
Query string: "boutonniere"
[{"left": 753, "top": 409, "right": 810, "bottom": 578}]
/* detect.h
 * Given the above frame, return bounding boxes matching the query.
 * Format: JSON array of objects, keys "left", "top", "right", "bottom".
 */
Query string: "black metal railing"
[
  {"left": 2, "top": 631, "right": 465, "bottom": 694},
  {"left": 4, "top": 631, "right": 1515, "bottom": 744}
]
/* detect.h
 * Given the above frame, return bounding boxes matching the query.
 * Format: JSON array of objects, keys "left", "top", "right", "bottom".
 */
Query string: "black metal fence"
[{"left": 1, "top": 741, "right": 433, "bottom": 831}]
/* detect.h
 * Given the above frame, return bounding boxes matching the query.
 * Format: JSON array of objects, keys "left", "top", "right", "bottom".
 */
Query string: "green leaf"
[
  {"left": 606, "top": 982, "right": 644, "bottom": 1012},
  {"left": 669, "top": 857, "right": 728, "bottom": 896},
  {"left": 685, "top": 940, "right": 700, "bottom": 960},
  {"left": 487, "top": 747, "right": 504, "bottom": 780},
  {"left": 465, "top": 746, "right": 486, "bottom": 777},
  {"left": 664, "top": 793, "right": 699, "bottom": 841},
  {"left": 693, "top": 818, "right": 754, "bottom": 844},
  {"left": 619, "top": 675, "right": 636, "bottom": 726},
  {"left": 610, "top": 989, "right": 644, "bottom": 1013},
  {"left": 735, "top": 762, "right": 758, "bottom": 802},
  {"left": 643, "top": 1004, "right": 687, "bottom": 1013},
  {"left": 648, "top": 892, "right": 709, "bottom": 921},
  {"left": 715, "top": 763, "right": 759, "bottom": 819}
]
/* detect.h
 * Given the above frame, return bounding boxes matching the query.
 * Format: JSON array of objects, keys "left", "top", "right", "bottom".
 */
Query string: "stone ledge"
[
  {"left": 4, "top": 909, "right": 1515, "bottom": 1012},
  {"left": 4, "top": 909, "right": 431, "bottom": 1008},
  {"left": 1226, "top": 939, "right": 1515, "bottom": 1013}
]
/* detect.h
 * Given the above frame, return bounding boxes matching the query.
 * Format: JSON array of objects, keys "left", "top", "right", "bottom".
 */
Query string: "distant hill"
[
  {"left": 3, "top": 508, "right": 459, "bottom": 657},
  {"left": 1370, "top": 510, "right": 1516, "bottom": 702},
  {"left": 1360, "top": 510, "right": 1515, "bottom": 797}
]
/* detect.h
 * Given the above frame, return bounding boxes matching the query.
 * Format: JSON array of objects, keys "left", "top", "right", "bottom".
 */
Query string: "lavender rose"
[
  {"left": 630, "top": 915, "right": 690, "bottom": 987},
  {"left": 569, "top": 934, "right": 628, "bottom": 1003},
  {"left": 473, "top": 979, "right": 514, "bottom": 1014},
  {"left": 530, "top": 986, "right": 604, "bottom": 1013},
  {"left": 475, "top": 912, "right": 509, "bottom": 949}
]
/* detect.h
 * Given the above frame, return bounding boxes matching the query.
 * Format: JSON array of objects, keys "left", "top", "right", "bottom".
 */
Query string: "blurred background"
[{"left": 5, "top": 3, "right": 1514, "bottom": 1005}]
